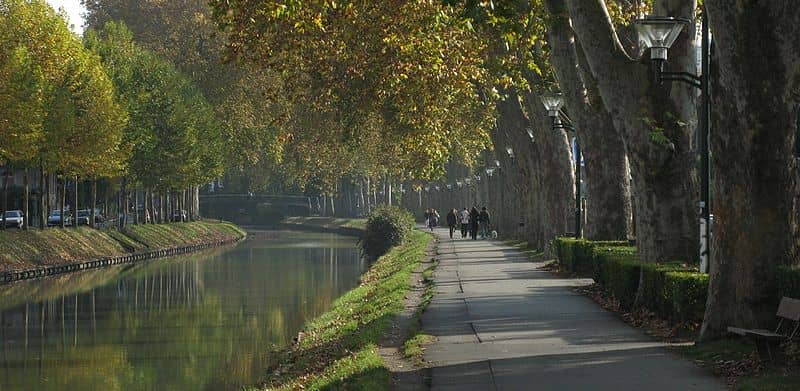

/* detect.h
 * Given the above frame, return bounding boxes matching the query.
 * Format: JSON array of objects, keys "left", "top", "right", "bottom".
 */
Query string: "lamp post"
[
  {"left": 541, "top": 92, "right": 582, "bottom": 238},
  {"left": 634, "top": 10, "right": 710, "bottom": 272}
]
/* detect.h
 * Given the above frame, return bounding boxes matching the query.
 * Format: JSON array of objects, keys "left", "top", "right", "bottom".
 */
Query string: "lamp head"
[
  {"left": 633, "top": 17, "right": 687, "bottom": 61},
  {"left": 540, "top": 92, "right": 564, "bottom": 118}
]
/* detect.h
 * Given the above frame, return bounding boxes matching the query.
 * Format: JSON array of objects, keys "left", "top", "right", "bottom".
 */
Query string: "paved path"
[{"left": 421, "top": 229, "right": 725, "bottom": 391}]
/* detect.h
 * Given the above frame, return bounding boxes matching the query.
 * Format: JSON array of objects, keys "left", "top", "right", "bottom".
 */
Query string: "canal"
[{"left": 0, "top": 230, "right": 366, "bottom": 390}]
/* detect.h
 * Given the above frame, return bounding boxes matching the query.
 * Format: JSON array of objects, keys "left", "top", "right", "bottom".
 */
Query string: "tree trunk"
[
  {"left": 134, "top": 189, "right": 139, "bottom": 225},
  {"left": 39, "top": 166, "right": 46, "bottom": 230},
  {"left": 73, "top": 176, "right": 79, "bottom": 229},
  {"left": 23, "top": 168, "right": 29, "bottom": 230},
  {"left": 521, "top": 87, "right": 576, "bottom": 252},
  {"left": 90, "top": 180, "right": 97, "bottom": 229},
  {"left": 544, "top": 0, "right": 632, "bottom": 240},
  {"left": 121, "top": 177, "right": 128, "bottom": 230},
  {"left": 60, "top": 177, "right": 66, "bottom": 229},
  {"left": 700, "top": 1, "right": 800, "bottom": 339},
  {"left": 564, "top": 0, "right": 698, "bottom": 262},
  {"left": 1, "top": 167, "right": 8, "bottom": 230}
]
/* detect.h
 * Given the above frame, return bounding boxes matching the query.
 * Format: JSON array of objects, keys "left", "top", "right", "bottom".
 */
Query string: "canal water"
[{"left": 0, "top": 230, "right": 366, "bottom": 391}]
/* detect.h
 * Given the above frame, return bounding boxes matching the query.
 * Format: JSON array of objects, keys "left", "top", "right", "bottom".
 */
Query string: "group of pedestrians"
[
  {"left": 442, "top": 206, "right": 491, "bottom": 240},
  {"left": 424, "top": 208, "right": 440, "bottom": 232}
]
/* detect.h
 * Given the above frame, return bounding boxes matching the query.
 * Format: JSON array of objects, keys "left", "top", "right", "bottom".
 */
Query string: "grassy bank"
[
  {"left": 0, "top": 221, "right": 245, "bottom": 272},
  {"left": 258, "top": 229, "right": 432, "bottom": 390},
  {"left": 282, "top": 216, "right": 367, "bottom": 231}
]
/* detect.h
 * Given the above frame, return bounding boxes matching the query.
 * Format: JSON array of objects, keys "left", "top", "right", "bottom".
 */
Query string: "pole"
[
  {"left": 575, "top": 138, "right": 582, "bottom": 238},
  {"left": 699, "top": 8, "right": 711, "bottom": 272}
]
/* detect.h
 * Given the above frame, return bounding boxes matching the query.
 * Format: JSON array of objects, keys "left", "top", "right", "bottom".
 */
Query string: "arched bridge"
[{"left": 199, "top": 194, "right": 312, "bottom": 225}]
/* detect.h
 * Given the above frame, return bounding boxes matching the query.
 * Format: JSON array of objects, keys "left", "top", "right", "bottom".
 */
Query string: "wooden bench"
[{"left": 728, "top": 297, "right": 800, "bottom": 362}]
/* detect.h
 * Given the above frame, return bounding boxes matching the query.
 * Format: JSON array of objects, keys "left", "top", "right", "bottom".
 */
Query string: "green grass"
[
  {"left": 282, "top": 216, "right": 367, "bottom": 230},
  {"left": 506, "top": 239, "right": 545, "bottom": 261},
  {"left": 123, "top": 220, "right": 245, "bottom": 248},
  {"left": 677, "top": 339, "right": 755, "bottom": 363},
  {"left": 401, "top": 258, "right": 439, "bottom": 366},
  {"left": 0, "top": 221, "right": 245, "bottom": 272},
  {"left": 259, "top": 230, "right": 432, "bottom": 390},
  {"left": 402, "top": 334, "right": 436, "bottom": 366}
]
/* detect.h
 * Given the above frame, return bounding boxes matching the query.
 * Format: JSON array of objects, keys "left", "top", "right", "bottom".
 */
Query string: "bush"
[
  {"left": 555, "top": 238, "right": 709, "bottom": 321},
  {"left": 664, "top": 271, "right": 709, "bottom": 322},
  {"left": 361, "top": 206, "right": 415, "bottom": 259},
  {"left": 639, "top": 262, "right": 686, "bottom": 316},
  {"left": 593, "top": 245, "right": 637, "bottom": 283},
  {"left": 553, "top": 238, "right": 629, "bottom": 276}
]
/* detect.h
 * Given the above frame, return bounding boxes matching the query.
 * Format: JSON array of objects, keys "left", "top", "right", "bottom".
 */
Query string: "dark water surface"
[{"left": 0, "top": 231, "right": 365, "bottom": 391}]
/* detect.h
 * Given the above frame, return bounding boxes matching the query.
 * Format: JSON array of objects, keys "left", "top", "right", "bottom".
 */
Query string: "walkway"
[{"left": 421, "top": 229, "right": 725, "bottom": 390}]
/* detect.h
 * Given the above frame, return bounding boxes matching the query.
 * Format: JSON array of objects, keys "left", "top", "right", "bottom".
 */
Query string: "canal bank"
[
  {"left": 259, "top": 216, "right": 435, "bottom": 390},
  {"left": 0, "top": 221, "right": 246, "bottom": 283}
]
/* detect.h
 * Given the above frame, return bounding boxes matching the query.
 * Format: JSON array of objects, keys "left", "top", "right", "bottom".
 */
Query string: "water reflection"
[{"left": 0, "top": 231, "right": 365, "bottom": 390}]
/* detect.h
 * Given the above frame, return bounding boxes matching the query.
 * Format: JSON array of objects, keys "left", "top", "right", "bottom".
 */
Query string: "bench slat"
[{"left": 727, "top": 327, "right": 783, "bottom": 339}]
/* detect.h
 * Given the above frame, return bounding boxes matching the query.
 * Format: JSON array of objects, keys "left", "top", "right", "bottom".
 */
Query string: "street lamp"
[
  {"left": 541, "top": 92, "right": 582, "bottom": 238},
  {"left": 635, "top": 12, "right": 710, "bottom": 272}
]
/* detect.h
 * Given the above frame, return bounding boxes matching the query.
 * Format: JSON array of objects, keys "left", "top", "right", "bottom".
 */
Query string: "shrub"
[
  {"left": 553, "top": 238, "right": 628, "bottom": 276},
  {"left": 593, "top": 245, "right": 637, "bottom": 283},
  {"left": 639, "top": 262, "right": 687, "bottom": 316},
  {"left": 601, "top": 256, "right": 641, "bottom": 308},
  {"left": 664, "top": 271, "right": 709, "bottom": 322},
  {"left": 361, "top": 206, "right": 415, "bottom": 259}
]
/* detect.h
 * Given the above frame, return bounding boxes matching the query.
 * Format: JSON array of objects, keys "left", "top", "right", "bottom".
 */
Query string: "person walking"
[
  {"left": 469, "top": 206, "right": 479, "bottom": 240},
  {"left": 423, "top": 208, "right": 430, "bottom": 228},
  {"left": 459, "top": 207, "right": 470, "bottom": 238},
  {"left": 446, "top": 209, "right": 458, "bottom": 239},
  {"left": 479, "top": 206, "right": 491, "bottom": 239},
  {"left": 429, "top": 209, "right": 440, "bottom": 232}
]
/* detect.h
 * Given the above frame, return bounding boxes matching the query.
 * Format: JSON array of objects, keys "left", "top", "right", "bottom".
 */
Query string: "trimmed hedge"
[
  {"left": 555, "top": 238, "right": 800, "bottom": 325},
  {"left": 361, "top": 206, "right": 415, "bottom": 259},
  {"left": 554, "top": 237, "right": 706, "bottom": 322}
]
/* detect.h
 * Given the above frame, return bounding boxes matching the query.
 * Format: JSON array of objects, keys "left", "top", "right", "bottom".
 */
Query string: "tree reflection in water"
[{"left": 0, "top": 231, "right": 364, "bottom": 390}]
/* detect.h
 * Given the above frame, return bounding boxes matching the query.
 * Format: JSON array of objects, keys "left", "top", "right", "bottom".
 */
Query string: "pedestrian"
[
  {"left": 429, "top": 209, "right": 440, "bottom": 232},
  {"left": 459, "top": 207, "right": 470, "bottom": 238},
  {"left": 469, "top": 206, "right": 479, "bottom": 240},
  {"left": 446, "top": 209, "right": 458, "bottom": 239},
  {"left": 479, "top": 206, "right": 491, "bottom": 239},
  {"left": 423, "top": 208, "right": 430, "bottom": 227}
]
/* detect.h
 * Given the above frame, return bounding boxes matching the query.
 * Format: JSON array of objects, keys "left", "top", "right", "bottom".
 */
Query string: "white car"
[{"left": 4, "top": 210, "right": 24, "bottom": 228}]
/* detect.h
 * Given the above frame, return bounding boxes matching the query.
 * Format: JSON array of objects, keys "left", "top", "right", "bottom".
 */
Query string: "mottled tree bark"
[
  {"left": 701, "top": 0, "right": 800, "bottom": 339},
  {"left": 545, "top": 0, "right": 632, "bottom": 240},
  {"left": 521, "top": 87, "right": 575, "bottom": 253},
  {"left": 564, "top": 0, "right": 698, "bottom": 262}
]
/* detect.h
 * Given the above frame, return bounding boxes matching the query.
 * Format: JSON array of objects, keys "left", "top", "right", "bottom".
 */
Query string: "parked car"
[
  {"left": 76, "top": 210, "right": 92, "bottom": 226},
  {"left": 93, "top": 208, "right": 105, "bottom": 224},
  {"left": 47, "top": 210, "right": 72, "bottom": 227},
  {"left": 3, "top": 210, "right": 24, "bottom": 228}
]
